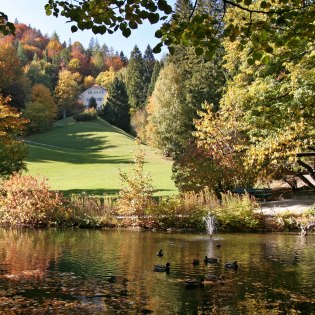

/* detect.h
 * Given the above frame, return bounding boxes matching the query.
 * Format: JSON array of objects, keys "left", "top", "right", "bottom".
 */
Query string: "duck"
[
  {"left": 225, "top": 261, "right": 238, "bottom": 270},
  {"left": 185, "top": 277, "right": 204, "bottom": 288},
  {"left": 204, "top": 256, "right": 218, "bottom": 264},
  {"left": 192, "top": 259, "right": 200, "bottom": 266},
  {"left": 216, "top": 242, "right": 222, "bottom": 248},
  {"left": 153, "top": 262, "right": 170, "bottom": 273},
  {"left": 156, "top": 249, "right": 163, "bottom": 257}
]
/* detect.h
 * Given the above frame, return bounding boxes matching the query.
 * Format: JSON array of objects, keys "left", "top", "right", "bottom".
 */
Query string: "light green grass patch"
[{"left": 24, "top": 117, "right": 177, "bottom": 196}]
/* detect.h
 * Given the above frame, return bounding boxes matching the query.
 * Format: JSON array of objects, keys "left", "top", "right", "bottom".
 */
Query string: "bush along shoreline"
[{"left": 0, "top": 174, "right": 314, "bottom": 233}]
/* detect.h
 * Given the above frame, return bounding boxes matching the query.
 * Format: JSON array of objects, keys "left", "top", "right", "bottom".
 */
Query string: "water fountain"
[{"left": 204, "top": 212, "right": 218, "bottom": 237}]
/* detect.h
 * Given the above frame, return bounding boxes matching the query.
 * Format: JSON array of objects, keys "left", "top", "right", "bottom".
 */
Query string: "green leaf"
[
  {"left": 168, "top": 46, "right": 175, "bottom": 54},
  {"left": 260, "top": 1, "right": 267, "bottom": 9},
  {"left": 122, "top": 27, "right": 131, "bottom": 37},
  {"left": 252, "top": 51, "right": 263, "bottom": 60},
  {"left": 244, "top": 0, "right": 252, "bottom": 5},
  {"left": 195, "top": 47, "right": 204, "bottom": 56},
  {"left": 265, "top": 45, "right": 273, "bottom": 54},
  {"left": 247, "top": 58, "right": 255, "bottom": 65},
  {"left": 129, "top": 20, "right": 138, "bottom": 29},
  {"left": 152, "top": 43, "right": 162, "bottom": 53},
  {"left": 71, "top": 25, "right": 78, "bottom": 33},
  {"left": 148, "top": 13, "right": 160, "bottom": 24},
  {"left": 155, "top": 29, "right": 163, "bottom": 38},
  {"left": 261, "top": 55, "right": 271, "bottom": 64}
]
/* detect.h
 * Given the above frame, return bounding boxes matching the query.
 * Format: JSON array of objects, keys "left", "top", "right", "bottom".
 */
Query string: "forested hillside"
[{"left": 0, "top": 0, "right": 314, "bottom": 194}]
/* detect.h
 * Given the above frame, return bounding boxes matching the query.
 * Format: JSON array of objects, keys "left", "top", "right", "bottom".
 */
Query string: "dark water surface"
[{"left": 0, "top": 228, "right": 314, "bottom": 314}]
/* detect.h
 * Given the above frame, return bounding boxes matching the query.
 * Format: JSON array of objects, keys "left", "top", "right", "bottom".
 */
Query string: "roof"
[{"left": 79, "top": 85, "right": 106, "bottom": 98}]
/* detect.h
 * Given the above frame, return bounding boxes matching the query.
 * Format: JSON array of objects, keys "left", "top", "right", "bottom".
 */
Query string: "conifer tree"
[
  {"left": 147, "top": 60, "right": 162, "bottom": 98},
  {"left": 88, "top": 96, "right": 97, "bottom": 109},
  {"left": 101, "top": 77, "right": 130, "bottom": 132},
  {"left": 126, "top": 45, "right": 146, "bottom": 110}
]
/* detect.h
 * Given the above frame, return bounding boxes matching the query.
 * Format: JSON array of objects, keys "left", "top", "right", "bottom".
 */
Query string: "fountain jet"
[{"left": 204, "top": 212, "right": 218, "bottom": 237}]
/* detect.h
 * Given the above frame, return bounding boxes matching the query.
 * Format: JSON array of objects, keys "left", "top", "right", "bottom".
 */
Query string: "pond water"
[{"left": 0, "top": 228, "right": 314, "bottom": 314}]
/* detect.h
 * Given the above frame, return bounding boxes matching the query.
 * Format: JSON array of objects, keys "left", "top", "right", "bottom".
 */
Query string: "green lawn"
[{"left": 24, "top": 117, "right": 178, "bottom": 196}]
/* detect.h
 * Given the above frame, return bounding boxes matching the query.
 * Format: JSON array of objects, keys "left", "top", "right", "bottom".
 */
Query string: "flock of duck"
[{"left": 153, "top": 243, "right": 238, "bottom": 288}]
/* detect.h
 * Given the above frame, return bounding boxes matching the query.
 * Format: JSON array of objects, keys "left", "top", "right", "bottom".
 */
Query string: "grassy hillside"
[{"left": 24, "top": 117, "right": 177, "bottom": 196}]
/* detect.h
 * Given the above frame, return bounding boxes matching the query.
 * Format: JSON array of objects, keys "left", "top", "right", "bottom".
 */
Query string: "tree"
[
  {"left": 0, "top": 96, "right": 28, "bottom": 178},
  {"left": 54, "top": 70, "right": 80, "bottom": 118},
  {"left": 172, "top": 141, "right": 255, "bottom": 194},
  {"left": 146, "top": 63, "right": 190, "bottom": 157},
  {"left": 0, "top": 43, "right": 29, "bottom": 109},
  {"left": 101, "top": 77, "right": 130, "bottom": 132},
  {"left": 126, "top": 45, "right": 146, "bottom": 110},
  {"left": 143, "top": 45, "right": 155, "bottom": 90},
  {"left": 46, "top": 34, "right": 63, "bottom": 60},
  {"left": 83, "top": 75, "right": 95, "bottom": 89},
  {"left": 25, "top": 60, "right": 53, "bottom": 90},
  {"left": 194, "top": 8, "right": 315, "bottom": 185},
  {"left": 117, "top": 141, "right": 154, "bottom": 216},
  {"left": 88, "top": 96, "right": 97, "bottom": 109},
  {"left": 95, "top": 68, "right": 115, "bottom": 88},
  {"left": 37, "top": 0, "right": 315, "bottom": 60},
  {"left": 23, "top": 84, "right": 57, "bottom": 133},
  {"left": 147, "top": 60, "right": 162, "bottom": 98}
]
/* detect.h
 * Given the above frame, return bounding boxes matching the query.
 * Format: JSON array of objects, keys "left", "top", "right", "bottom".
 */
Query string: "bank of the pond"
[{"left": 0, "top": 175, "right": 314, "bottom": 233}]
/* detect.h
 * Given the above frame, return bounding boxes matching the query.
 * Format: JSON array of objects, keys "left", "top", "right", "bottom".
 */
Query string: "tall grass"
[{"left": 0, "top": 174, "right": 263, "bottom": 231}]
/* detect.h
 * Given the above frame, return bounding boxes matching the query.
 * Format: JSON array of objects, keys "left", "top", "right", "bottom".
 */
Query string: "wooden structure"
[{"left": 296, "top": 148, "right": 315, "bottom": 189}]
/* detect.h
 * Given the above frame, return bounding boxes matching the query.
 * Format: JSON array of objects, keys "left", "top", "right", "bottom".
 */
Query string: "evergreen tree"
[
  {"left": 16, "top": 42, "right": 28, "bottom": 66},
  {"left": 88, "top": 96, "right": 97, "bottom": 109},
  {"left": 147, "top": 60, "right": 162, "bottom": 98},
  {"left": 101, "top": 77, "right": 130, "bottom": 132},
  {"left": 143, "top": 45, "right": 155, "bottom": 99},
  {"left": 126, "top": 45, "right": 146, "bottom": 110},
  {"left": 119, "top": 51, "right": 128, "bottom": 66}
]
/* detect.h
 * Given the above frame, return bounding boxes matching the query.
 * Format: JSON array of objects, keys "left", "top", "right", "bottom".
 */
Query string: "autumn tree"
[
  {"left": 194, "top": 6, "right": 315, "bottom": 187},
  {"left": 83, "top": 75, "right": 95, "bottom": 89},
  {"left": 117, "top": 141, "right": 154, "bottom": 216},
  {"left": 0, "top": 96, "right": 28, "bottom": 178},
  {"left": 0, "top": 43, "right": 29, "bottom": 109},
  {"left": 101, "top": 77, "right": 130, "bottom": 132},
  {"left": 54, "top": 69, "right": 80, "bottom": 118},
  {"left": 46, "top": 32, "right": 63, "bottom": 60},
  {"left": 23, "top": 84, "right": 57, "bottom": 133},
  {"left": 95, "top": 68, "right": 115, "bottom": 88}
]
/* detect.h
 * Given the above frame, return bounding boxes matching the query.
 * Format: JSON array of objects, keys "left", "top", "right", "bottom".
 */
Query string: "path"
[{"left": 259, "top": 191, "right": 315, "bottom": 215}]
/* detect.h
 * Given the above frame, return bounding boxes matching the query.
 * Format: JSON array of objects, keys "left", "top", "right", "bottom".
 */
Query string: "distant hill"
[{"left": 24, "top": 117, "right": 177, "bottom": 196}]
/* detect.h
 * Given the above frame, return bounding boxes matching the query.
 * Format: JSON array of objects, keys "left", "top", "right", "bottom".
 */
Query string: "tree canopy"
[{"left": 37, "top": 1, "right": 315, "bottom": 57}]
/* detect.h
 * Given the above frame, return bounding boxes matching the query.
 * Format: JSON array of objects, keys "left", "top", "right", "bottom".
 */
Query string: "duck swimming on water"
[
  {"left": 225, "top": 261, "right": 238, "bottom": 270},
  {"left": 153, "top": 262, "right": 170, "bottom": 273},
  {"left": 204, "top": 256, "right": 218, "bottom": 264},
  {"left": 157, "top": 249, "right": 163, "bottom": 257},
  {"left": 185, "top": 277, "right": 204, "bottom": 288}
]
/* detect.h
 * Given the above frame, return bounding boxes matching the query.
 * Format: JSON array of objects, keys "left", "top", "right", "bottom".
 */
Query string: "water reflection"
[{"left": 0, "top": 228, "right": 314, "bottom": 314}]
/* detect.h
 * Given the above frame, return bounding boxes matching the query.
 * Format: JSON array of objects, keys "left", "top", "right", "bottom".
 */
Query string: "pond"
[{"left": 0, "top": 228, "right": 314, "bottom": 314}]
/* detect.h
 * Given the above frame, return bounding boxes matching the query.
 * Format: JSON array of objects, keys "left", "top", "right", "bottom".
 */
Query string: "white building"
[{"left": 78, "top": 85, "right": 107, "bottom": 109}]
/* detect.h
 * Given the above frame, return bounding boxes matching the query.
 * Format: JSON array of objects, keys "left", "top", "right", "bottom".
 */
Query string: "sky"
[{"left": 1, "top": 0, "right": 171, "bottom": 58}]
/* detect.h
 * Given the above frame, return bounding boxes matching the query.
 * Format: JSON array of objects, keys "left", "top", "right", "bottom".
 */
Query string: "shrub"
[
  {"left": 73, "top": 108, "right": 98, "bottom": 121},
  {"left": 0, "top": 174, "right": 70, "bottom": 226},
  {"left": 116, "top": 142, "right": 154, "bottom": 216},
  {"left": 212, "top": 192, "right": 262, "bottom": 231},
  {"left": 69, "top": 193, "right": 117, "bottom": 227}
]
